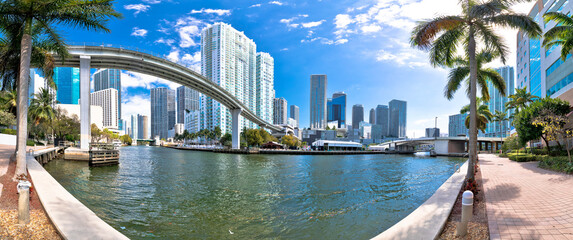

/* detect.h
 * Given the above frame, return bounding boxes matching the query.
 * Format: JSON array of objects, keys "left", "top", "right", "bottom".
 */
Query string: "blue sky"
[{"left": 60, "top": 0, "right": 533, "bottom": 136}]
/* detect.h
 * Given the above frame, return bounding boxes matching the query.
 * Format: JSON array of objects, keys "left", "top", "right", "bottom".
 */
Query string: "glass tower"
[
  {"left": 290, "top": 105, "right": 299, "bottom": 128},
  {"left": 53, "top": 67, "right": 80, "bottom": 104},
  {"left": 375, "top": 105, "right": 389, "bottom": 137},
  {"left": 310, "top": 74, "right": 327, "bottom": 129},
  {"left": 327, "top": 92, "right": 346, "bottom": 128},
  {"left": 177, "top": 86, "right": 200, "bottom": 124},
  {"left": 486, "top": 66, "right": 515, "bottom": 137},
  {"left": 151, "top": 87, "right": 175, "bottom": 139},
  {"left": 352, "top": 104, "right": 364, "bottom": 130},
  {"left": 389, "top": 99, "right": 407, "bottom": 138}
]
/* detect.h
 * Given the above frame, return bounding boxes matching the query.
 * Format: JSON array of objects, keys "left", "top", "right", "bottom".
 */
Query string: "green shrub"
[
  {"left": 1, "top": 128, "right": 16, "bottom": 135},
  {"left": 508, "top": 153, "right": 538, "bottom": 162},
  {"left": 26, "top": 140, "right": 35, "bottom": 146},
  {"left": 539, "top": 156, "right": 573, "bottom": 174}
]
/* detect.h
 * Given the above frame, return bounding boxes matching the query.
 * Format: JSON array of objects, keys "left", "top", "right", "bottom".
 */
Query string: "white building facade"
[{"left": 90, "top": 88, "right": 118, "bottom": 129}]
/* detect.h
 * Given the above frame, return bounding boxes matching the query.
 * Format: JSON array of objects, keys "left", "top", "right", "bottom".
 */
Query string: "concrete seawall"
[{"left": 372, "top": 161, "right": 468, "bottom": 240}]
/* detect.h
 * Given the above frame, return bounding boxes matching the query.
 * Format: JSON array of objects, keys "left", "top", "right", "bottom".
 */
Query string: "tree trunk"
[
  {"left": 14, "top": 32, "right": 33, "bottom": 179},
  {"left": 467, "top": 25, "right": 477, "bottom": 180}
]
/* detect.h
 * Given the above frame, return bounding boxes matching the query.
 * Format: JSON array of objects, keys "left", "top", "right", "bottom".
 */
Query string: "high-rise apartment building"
[
  {"left": 256, "top": 52, "right": 275, "bottom": 126},
  {"left": 54, "top": 67, "right": 80, "bottom": 104},
  {"left": 290, "top": 105, "right": 299, "bottom": 128},
  {"left": 517, "top": 0, "right": 573, "bottom": 104},
  {"left": 139, "top": 115, "right": 149, "bottom": 139},
  {"left": 352, "top": 104, "right": 364, "bottom": 130},
  {"left": 310, "top": 74, "right": 327, "bottom": 129},
  {"left": 90, "top": 88, "right": 118, "bottom": 129},
  {"left": 369, "top": 108, "right": 375, "bottom": 124},
  {"left": 389, "top": 99, "right": 407, "bottom": 138},
  {"left": 201, "top": 23, "right": 274, "bottom": 133},
  {"left": 151, "top": 87, "right": 175, "bottom": 139},
  {"left": 327, "top": 92, "right": 346, "bottom": 128},
  {"left": 185, "top": 111, "right": 200, "bottom": 134},
  {"left": 449, "top": 113, "right": 469, "bottom": 137},
  {"left": 93, "top": 69, "right": 122, "bottom": 118},
  {"left": 130, "top": 115, "right": 138, "bottom": 139},
  {"left": 273, "top": 97, "right": 288, "bottom": 125},
  {"left": 177, "top": 86, "right": 200, "bottom": 124},
  {"left": 375, "top": 105, "right": 389, "bottom": 137},
  {"left": 486, "top": 66, "right": 515, "bottom": 137}
]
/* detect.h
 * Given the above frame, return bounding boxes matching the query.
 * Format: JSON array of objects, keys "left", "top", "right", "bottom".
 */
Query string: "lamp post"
[{"left": 434, "top": 117, "right": 438, "bottom": 140}]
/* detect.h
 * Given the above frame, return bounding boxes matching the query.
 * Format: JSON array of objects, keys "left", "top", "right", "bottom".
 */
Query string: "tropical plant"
[
  {"left": 0, "top": 0, "right": 122, "bottom": 178},
  {"left": 542, "top": 12, "right": 573, "bottom": 61},
  {"left": 220, "top": 133, "right": 232, "bottom": 147},
  {"left": 0, "top": 110, "right": 15, "bottom": 127},
  {"left": 532, "top": 110, "right": 573, "bottom": 162},
  {"left": 444, "top": 50, "right": 506, "bottom": 101},
  {"left": 461, "top": 98, "right": 493, "bottom": 133},
  {"left": 91, "top": 123, "right": 104, "bottom": 143},
  {"left": 410, "top": 0, "right": 541, "bottom": 180},
  {"left": 281, "top": 134, "right": 300, "bottom": 148},
  {"left": 492, "top": 110, "right": 509, "bottom": 141},
  {"left": 29, "top": 88, "right": 55, "bottom": 125},
  {"left": 505, "top": 87, "right": 539, "bottom": 114},
  {"left": 0, "top": 90, "right": 17, "bottom": 115},
  {"left": 120, "top": 134, "right": 132, "bottom": 145}
]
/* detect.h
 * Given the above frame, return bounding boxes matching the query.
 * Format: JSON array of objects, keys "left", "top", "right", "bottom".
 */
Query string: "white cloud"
[
  {"left": 121, "top": 71, "right": 180, "bottom": 91},
  {"left": 142, "top": 0, "right": 161, "bottom": 3},
  {"left": 334, "top": 14, "right": 353, "bottom": 29},
  {"left": 166, "top": 50, "right": 180, "bottom": 63},
  {"left": 361, "top": 24, "right": 381, "bottom": 33},
  {"left": 269, "top": 1, "right": 284, "bottom": 6},
  {"left": 165, "top": 50, "right": 201, "bottom": 72},
  {"left": 124, "top": 4, "right": 150, "bottom": 16},
  {"left": 250, "top": 4, "right": 261, "bottom": 8},
  {"left": 131, "top": 27, "right": 148, "bottom": 37},
  {"left": 178, "top": 25, "right": 200, "bottom": 47},
  {"left": 335, "top": 39, "right": 348, "bottom": 45},
  {"left": 190, "top": 8, "right": 231, "bottom": 16},
  {"left": 155, "top": 38, "right": 175, "bottom": 46},
  {"left": 280, "top": 48, "right": 289, "bottom": 51},
  {"left": 280, "top": 17, "right": 299, "bottom": 28},
  {"left": 122, "top": 94, "right": 151, "bottom": 121},
  {"left": 301, "top": 20, "right": 325, "bottom": 28}
]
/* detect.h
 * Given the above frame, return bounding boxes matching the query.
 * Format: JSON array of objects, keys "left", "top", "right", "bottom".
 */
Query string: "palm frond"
[
  {"left": 445, "top": 66, "right": 470, "bottom": 100},
  {"left": 411, "top": 16, "right": 465, "bottom": 49}
]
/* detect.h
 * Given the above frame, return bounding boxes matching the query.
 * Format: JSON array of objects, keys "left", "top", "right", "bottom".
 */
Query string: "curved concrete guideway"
[{"left": 54, "top": 45, "right": 282, "bottom": 149}]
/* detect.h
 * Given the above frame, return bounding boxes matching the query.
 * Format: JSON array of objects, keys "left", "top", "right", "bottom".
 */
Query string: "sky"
[{"left": 60, "top": 0, "right": 535, "bottom": 137}]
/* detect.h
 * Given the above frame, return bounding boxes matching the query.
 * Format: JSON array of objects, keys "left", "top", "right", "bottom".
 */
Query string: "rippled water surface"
[{"left": 44, "top": 146, "right": 464, "bottom": 239}]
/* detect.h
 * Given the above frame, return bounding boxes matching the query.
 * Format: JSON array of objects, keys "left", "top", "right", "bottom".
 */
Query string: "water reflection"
[{"left": 44, "top": 146, "right": 464, "bottom": 239}]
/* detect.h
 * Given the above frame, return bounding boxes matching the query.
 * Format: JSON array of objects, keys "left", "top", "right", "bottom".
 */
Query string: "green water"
[{"left": 44, "top": 146, "right": 464, "bottom": 239}]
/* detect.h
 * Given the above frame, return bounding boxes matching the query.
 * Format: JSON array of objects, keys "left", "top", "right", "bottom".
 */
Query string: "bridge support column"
[
  {"left": 80, "top": 56, "right": 91, "bottom": 150},
  {"left": 231, "top": 108, "right": 242, "bottom": 149}
]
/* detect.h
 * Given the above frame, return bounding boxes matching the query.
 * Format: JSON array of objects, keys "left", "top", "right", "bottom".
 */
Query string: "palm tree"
[
  {"left": 0, "top": 90, "right": 17, "bottom": 115},
  {"left": 543, "top": 12, "right": 573, "bottom": 60},
  {"left": 461, "top": 98, "right": 493, "bottom": 133},
  {"left": 29, "top": 88, "right": 55, "bottom": 126},
  {"left": 411, "top": 0, "right": 541, "bottom": 180},
  {"left": 444, "top": 50, "right": 506, "bottom": 102},
  {"left": 505, "top": 87, "right": 539, "bottom": 114},
  {"left": 0, "top": 0, "right": 121, "bottom": 178},
  {"left": 492, "top": 110, "right": 509, "bottom": 149}
]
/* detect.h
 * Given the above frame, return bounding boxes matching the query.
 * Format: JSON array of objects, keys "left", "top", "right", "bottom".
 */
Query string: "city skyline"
[{"left": 55, "top": 0, "right": 536, "bottom": 137}]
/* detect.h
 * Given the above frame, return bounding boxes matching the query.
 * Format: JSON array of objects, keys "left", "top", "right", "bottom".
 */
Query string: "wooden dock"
[{"left": 89, "top": 143, "right": 120, "bottom": 167}]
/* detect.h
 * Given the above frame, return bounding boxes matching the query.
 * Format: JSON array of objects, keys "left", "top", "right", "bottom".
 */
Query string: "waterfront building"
[
  {"left": 138, "top": 115, "right": 149, "bottom": 139},
  {"left": 177, "top": 86, "right": 200, "bottom": 124},
  {"left": 53, "top": 67, "right": 80, "bottom": 104},
  {"left": 93, "top": 69, "right": 122, "bottom": 123},
  {"left": 310, "top": 74, "right": 327, "bottom": 129},
  {"left": 256, "top": 52, "right": 275, "bottom": 126},
  {"left": 273, "top": 97, "right": 288, "bottom": 125},
  {"left": 90, "top": 88, "right": 118, "bottom": 129},
  {"left": 151, "top": 87, "right": 176, "bottom": 139},
  {"left": 426, "top": 128, "right": 440, "bottom": 138},
  {"left": 375, "top": 105, "right": 389, "bottom": 137},
  {"left": 486, "top": 66, "right": 515, "bottom": 137},
  {"left": 184, "top": 110, "right": 200, "bottom": 134},
  {"left": 389, "top": 100, "right": 407, "bottom": 138},
  {"left": 372, "top": 124, "right": 384, "bottom": 139},
  {"left": 202, "top": 22, "right": 271, "bottom": 133},
  {"left": 369, "top": 108, "right": 376, "bottom": 124},
  {"left": 290, "top": 105, "right": 299, "bottom": 128},
  {"left": 130, "top": 115, "right": 138, "bottom": 139},
  {"left": 517, "top": 0, "right": 573, "bottom": 104},
  {"left": 449, "top": 113, "right": 469, "bottom": 137},
  {"left": 352, "top": 104, "right": 364, "bottom": 130},
  {"left": 327, "top": 92, "right": 346, "bottom": 128}
]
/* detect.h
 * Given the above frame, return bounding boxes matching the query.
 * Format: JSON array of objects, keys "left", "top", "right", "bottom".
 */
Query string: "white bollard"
[
  {"left": 18, "top": 180, "right": 32, "bottom": 225},
  {"left": 456, "top": 190, "right": 474, "bottom": 236}
]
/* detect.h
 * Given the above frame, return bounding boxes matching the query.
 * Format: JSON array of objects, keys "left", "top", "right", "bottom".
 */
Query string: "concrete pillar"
[
  {"left": 231, "top": 108, "right": 242, "bottom": 149},
  {"left": 80, "top": 56, "right": 91, "bottom": 150}
]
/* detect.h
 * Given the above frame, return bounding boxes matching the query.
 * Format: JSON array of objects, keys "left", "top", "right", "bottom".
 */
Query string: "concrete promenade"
[{"left": 480, "top": 154, "right": 573, "bottom": 240}]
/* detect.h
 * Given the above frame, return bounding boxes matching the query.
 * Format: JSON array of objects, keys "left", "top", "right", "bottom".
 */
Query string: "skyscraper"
[
  {"left": 93, "top": 69, "right": 122, "bottom": 118},
  {"left": 310, "top": 74, "right": 327, "bottom": 129},
  {"left": 389, "top": 100, "right": 407, "bottom": 138},
  {"left": 130, "top": 115, "right": 138, "bottom": 139},
  {"left": 90, "top": 88, "right": 118, "bottom": 129},
  {"left": 273, "top": 97, "right": 288, "bottom": 125},
  {"left": 290, "top": 105, "right": 299, "bottom": 128},
  {"left": 53, "top": 67, "right": 80, "bottom": 104},
  {"left": 517, "top": 1, "right": 573, "bottom": 104},
  {"left": 256, "top": 52, "right": 275, "bottom": 126},
  {"left": 352, "top": 104, "right": 364, "bottom": 130},
  {"left": 139, "top": 115, "right": 149, "bottom": 139},
  {"left": 151, "top": 87, "right": 175, "bottom": 139},
  {"left": 202, "top": 22, "right": 273, "bottom": 133},
  {"left": 177, "top": 86, "right": 200, "bottom": 124},
  {"left": 486, "top": 66, "right": 515, "bottom": 137},
  {"left": 327, "top": 92, "right": 346, "bottom": 128},
  {"left": 369, "top": 108, "right": 375, "bottom": 124},
  {"left": 449, "top": 113, "right": 468, "bottom": 137},
  {"left": 375, "top": 105, "right": 389, "bottom": 137}
]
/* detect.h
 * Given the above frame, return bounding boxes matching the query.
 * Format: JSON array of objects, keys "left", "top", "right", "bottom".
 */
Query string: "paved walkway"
[{"left": 480, "top": 154, "right": 573, "bottom": 240}]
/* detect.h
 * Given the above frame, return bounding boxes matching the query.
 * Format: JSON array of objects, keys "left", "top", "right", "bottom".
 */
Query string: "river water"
[{"left": 44, "top": 146, "right": 464, "bottom": 239}]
